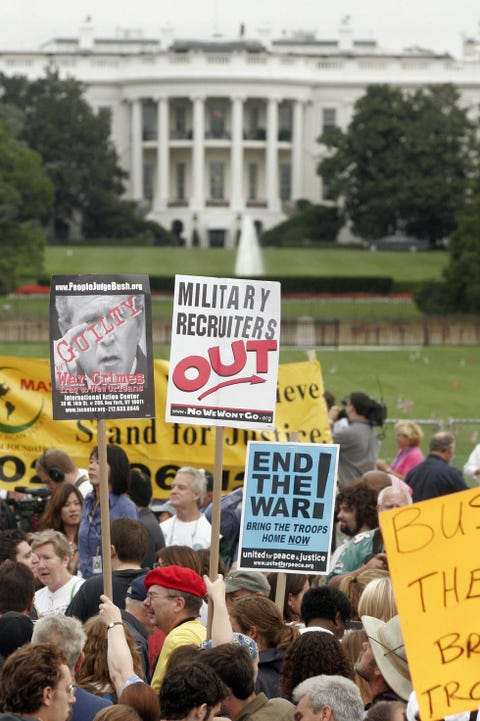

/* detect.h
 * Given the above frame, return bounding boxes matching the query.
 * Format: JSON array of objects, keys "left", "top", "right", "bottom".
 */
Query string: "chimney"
[{"left": 79, "top": 16, "right": 94, "bottom": 52}]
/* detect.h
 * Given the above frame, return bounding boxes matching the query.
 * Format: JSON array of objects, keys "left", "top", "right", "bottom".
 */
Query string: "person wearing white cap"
[{"left": 355, "top": 615, "right": 413, "bottom": 708}]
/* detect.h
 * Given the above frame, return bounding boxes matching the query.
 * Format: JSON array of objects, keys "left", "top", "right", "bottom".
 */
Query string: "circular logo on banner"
[{"left": 0, "top": 366, "right": 45, "bottom": 434}]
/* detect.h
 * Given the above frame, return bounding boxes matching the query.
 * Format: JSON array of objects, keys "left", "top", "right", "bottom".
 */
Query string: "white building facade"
[{"left": 2, "top": 19, "right": 480, "bottom": 247}]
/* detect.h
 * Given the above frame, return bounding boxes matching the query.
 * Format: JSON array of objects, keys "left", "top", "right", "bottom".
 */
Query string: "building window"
[
  {"left": 210, "top": 103, "right": 226, "bottom": 139},
  {"left": 174, "top": 105, "right": 186, "bottom": 139},
  {"left": 176, "top": 162, "right": 186, "bottom": 201},
  {"left": 279, "top": 163, "right": 291, "bottom": 201},
  {"left": 143, "top": 163, "right": 154, "bottom": 201},
  {"left": 278, "top": 103, "right": 292, "bottom": 141},
  {"left": 322, "top": 108, "right": 337, "bottom": 136},
  {"left": 210, "top": 162, "right": 225, "bottom": 200},
  {"left": 248, "top": 163, "right": 258, "bottom": 200},
  {"left": 143, "top": 102, "right": 157, "bottom": 140}
]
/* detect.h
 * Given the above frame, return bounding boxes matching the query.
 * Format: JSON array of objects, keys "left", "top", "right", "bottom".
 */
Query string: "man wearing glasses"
[
  {"left": 143, "top": 565, "right": 207, "bottom": 691},
  {"left": 0, "top": 642, "right": 76, "bottom": 721}
]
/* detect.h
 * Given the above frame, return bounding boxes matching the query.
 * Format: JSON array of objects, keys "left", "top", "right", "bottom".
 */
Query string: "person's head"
[
  {"left": 292, "top": 674, "right": 364, "bottom": 721},
  {"left": 55, "top": 293, "right": 145, "bottom": 378},
  {"left": 361, "top": 471, "right": 392, "bottom": 495},
  {"left": 199, "top": 469, "right": 214, "bottom": 509},
  {"left": 341, "top": 629, "right": 373, "bottom": 706},
  {"left": 129, "top": 469, "right": 153, "bottom": 508},
  {"left": 110, "top": 518, "right": 149, "bottom": 565},
  {"left": 32, "top": 614, "right": 87, "bottom": 670},
  {"left": 338, "top": 568, "right": 390, "bottom": 621},
  {"left": 143, "top": 565, "right": 206, "bottom": 633},
  {"left": 357, "top": 577, "right": 397, "bottom": 622},
  {"left": 224, "top": 569, "right": 271, "bottom": 606},
  {"left": 195, "top": 547, "right": 226, "bottom": 577},
  {"left": 346, "top": 392, "right": 372, "bottom": 420},
  {"left": 155, "top": 545, "right": 203, "bottom": 574},
  {"left": 89, "top": 444, "right": 131, "bottom": 494},
  {"left": 94, "top": 705, "right": 142, "bottom": 721},
  {"left": 160, "top": 662, "right": 228, "bottom": 721},
  {"left": 125, "top": 574, "right": 151, "bottom": 629},
  {"left": 377, "top": 486, "right": 412, "bottom": 512},
  {"left": 119, "top": 681, "right": 161, "bottom": 721},
  {"left": 300, "top": 586, "right": 352, "bottom": 639},
  {"left": 366, "top": 700, "right": 407, "bottom": 721},
  {"left": 394, "top": 421, "right": 423, "bottom": 450},
  {"left": 267, "top": 572, "right": 311, "bottom": 623},
  {"left": 335, "top": 484, "right": 379, "bottom": 537},
  {"left": 357, "top": 615, "right": 412, "bottom": 702},
  {"left": 199, "top": 643, "right": 256, "bottom": 700},
  {"left": 40, "top": 484, "right": 83, "bottom": 537},
  {"left": 429, "top": 431, "right": 455, "bottom": 462},
  {"left": 78, "top": 615, "right": 143, "bottom": 691},
  {"left": 0, "top": 612, "right": 34, "bottom": 661},
  {"left": 0, "top": 560, "right": 35, "bottom": 614},
  {"left": 280, "top": 631, "right": 354, "bottom": 701},
  {"left": 35, "top": 448, "right": 77, "bottom": 491},
  {"left": 0, "top": 642, "right": 75, "bottom": 721},
  {"left": 31, "top": 530, "right": 72, "bottom": 591},
  {"left": 229, "top": 595, "right": 299, "bottom": 651},
  {"left": 169, "top": 467, "right": 207, "bottom": 511},
  {"left": 0, "top": 528, "right": 38, "bottom": 569},
  {"left": 323, "top": 390, "right": 335, "bottom": 411}
]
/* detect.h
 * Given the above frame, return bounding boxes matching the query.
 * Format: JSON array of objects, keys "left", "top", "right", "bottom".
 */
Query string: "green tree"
[
  {"left": 319, "top": 84, "right": 477, "bottom": 245},
  {"left": 0, "top": 70, "right": 172, "bottom": 242},
  {"left": 0, "top": 117, "right": 53, "bottom": 292},
  {"left": 260, "top": 200, "right": 342, "bottom": 246}
]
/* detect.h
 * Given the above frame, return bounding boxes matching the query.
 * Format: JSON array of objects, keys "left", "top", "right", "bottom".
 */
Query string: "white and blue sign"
[{"left": 238, "top": 441, "right": 338, "bottom": 574}]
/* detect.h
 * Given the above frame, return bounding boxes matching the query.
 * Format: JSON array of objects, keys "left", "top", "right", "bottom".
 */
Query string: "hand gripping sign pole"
[{"left": 49, "top": 274, "right": 155, "bottom": 601}]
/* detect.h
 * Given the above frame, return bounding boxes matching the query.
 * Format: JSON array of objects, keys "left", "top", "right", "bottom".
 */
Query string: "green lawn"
[{"left": 45, "top": 246, "right": 448, "bottom": 282}]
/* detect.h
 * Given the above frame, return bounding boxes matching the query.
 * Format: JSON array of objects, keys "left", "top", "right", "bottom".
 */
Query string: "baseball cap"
[
  {"left": 224, "top": 570, "right": 270, "bottom": 597},
  {"left": 126, "top": 574, "right": 148, "bottom": 602},
  {"left": 144, "top": 565, "right": 206, "bottom": 598}
]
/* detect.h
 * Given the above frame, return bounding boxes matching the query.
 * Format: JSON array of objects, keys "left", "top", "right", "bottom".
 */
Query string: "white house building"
[{"left": 2, "top": 17, "right": 480, "bottom": 247}]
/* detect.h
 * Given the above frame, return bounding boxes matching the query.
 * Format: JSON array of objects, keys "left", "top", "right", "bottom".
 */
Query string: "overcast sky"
[{"left": 0, "top": 0, "right": 478, "bottom": 57}]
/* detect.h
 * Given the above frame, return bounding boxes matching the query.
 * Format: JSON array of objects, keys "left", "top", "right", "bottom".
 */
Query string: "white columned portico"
[
  {"left": 292, "top": 99, "right": 304, "bottom": 200},
  {"left": 266, "top": 97, "right": 280, "bottom": 212},
  {"left": 130, "top": 98, "right": 143, "bottom": 201},
  {"left": 230, "top": 95, "right": 244, "bottom": 212},
  {"left": 155, "top": 97, "right": 169, "bottom": 211},
  {"left": 191, "top": 95, "right": 205, "bottom": 211}
]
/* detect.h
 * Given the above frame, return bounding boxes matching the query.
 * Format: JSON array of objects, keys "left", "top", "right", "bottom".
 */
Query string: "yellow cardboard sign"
[
  {"left": 380, "top": 487, "right": 480, "bottom": 721},
  {"left": 0, "top": 357, "right": 331, "bottom": 494}
]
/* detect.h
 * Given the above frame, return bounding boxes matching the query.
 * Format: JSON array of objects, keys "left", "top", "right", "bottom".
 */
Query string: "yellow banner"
[
  {"left": 381, "top": 487, "right": 480, "bottom": 721},
  {"left": 0, "top": 357, "right": 330, "bottom": 496}
]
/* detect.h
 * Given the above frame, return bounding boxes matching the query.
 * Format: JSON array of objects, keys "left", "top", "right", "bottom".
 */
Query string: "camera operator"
[{"left": 330, "top": 391, "right": 383, "bottom": 487}]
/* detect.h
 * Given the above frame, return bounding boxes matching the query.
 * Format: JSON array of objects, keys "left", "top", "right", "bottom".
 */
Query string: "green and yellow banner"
[{"left": 0, "top": 357, "right": 330, "bottom": 496}]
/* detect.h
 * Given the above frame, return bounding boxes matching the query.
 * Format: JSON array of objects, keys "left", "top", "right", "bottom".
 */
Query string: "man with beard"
[{"left": 329, "top": 483, "right": 378, "bottom": 573}]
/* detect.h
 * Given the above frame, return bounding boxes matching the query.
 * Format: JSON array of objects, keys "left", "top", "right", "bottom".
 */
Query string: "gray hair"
[
  {"left": 177, "top": 466, "right": 207, "bottom": 506},
  {"left": 31, "top": 530, "right": 72, "bottom": 563},
  {"left": 31, "top": 615, "right": 86, "bottom": 669},
  {"left": 429, "top": 431, "right": 455, "bottom": 454},
  {"left": 292, "top": 675, "right": 364, "bottom": 721},
  {"left": 377, "top": 485, "right": 412, "bottom": 509}
]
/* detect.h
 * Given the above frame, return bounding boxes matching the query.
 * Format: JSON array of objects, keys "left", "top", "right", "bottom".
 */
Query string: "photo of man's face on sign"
[{"left": 53, "top": 294, "right": 147, "bottom": 386}]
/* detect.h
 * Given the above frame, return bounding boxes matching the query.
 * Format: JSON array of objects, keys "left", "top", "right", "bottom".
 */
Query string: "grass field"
[
  {"left": 1, "top": 343, "right": 478, "bottom": 471},
  {"left": 44, "top": 246, "right": 448, "bottom": 282}
]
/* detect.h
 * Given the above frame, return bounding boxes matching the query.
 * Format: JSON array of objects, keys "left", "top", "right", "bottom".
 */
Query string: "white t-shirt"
[
  {"left": 160, "top": 514, "right": 212, "bottom": 549},
  {"left": 35, "top": 575, "right": 85, "bottom": 616}
]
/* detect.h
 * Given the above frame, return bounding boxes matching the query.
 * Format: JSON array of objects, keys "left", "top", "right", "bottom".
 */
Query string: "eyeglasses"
[{"left": 67, "top": 684, "right": 76, "bottom": 698}]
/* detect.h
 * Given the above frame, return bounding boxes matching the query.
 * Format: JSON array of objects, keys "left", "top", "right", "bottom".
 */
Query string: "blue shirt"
[{"left": 78, "top": 491, "right": 138, "bottom": 578}]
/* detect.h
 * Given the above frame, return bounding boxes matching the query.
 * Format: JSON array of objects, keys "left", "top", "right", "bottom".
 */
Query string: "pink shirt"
[{"left": 390, "top": 446, "right": 424, "bottom": 476}]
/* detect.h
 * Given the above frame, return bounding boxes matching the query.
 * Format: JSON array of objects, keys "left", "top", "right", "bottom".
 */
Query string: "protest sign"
[
  {"left": 380, "top": 487, "right": 480, "bottom": 721},
  {"left": 0, "top": 358, "right": 330, "bottom": 493},
  {"left": 166, "top": 274, "right": 280, "bottom": 429},
  {"left": 238, "top": 441, "right": 338, "bottom": 573},
  {"left": 49, "top": 274, "right": 155, "bottom": 420}
]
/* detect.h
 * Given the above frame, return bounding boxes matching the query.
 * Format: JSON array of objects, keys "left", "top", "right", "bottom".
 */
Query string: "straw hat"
[{"left": 361, "top": 614, "right": 413, "bottom": 701}]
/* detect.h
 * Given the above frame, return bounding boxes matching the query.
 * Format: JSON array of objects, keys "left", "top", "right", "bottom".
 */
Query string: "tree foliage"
[
  {"left": 0, "top": 70, "right": 172, "bottom": 242},
  {"left": 260, "top": 200, "right": 342, "bottom": 246},
  {"left": 0, "top": 117, "right": 53, "bottom": 292},
  {"left": 319, "top": 84, "right": 478, "bottom": 246}
]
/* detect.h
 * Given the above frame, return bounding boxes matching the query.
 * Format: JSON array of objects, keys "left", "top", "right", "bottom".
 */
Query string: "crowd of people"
[{"left": 0, "top": 389, "right": 478, "bottom": 721}]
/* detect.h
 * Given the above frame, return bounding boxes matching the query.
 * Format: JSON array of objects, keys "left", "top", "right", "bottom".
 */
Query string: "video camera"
[
  {"left": 366, "top": 399, "right": 387, "bottom": 427},
  {"left": 6, "top": 486, "right": 50, "bottom": 532}
]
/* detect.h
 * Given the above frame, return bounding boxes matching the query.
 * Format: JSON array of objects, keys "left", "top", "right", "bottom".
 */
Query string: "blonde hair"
[
  {"left": 341, "top": 629, "right": 372, "bottom": 706},
  {"left": 31, "top": 529, "right": 72, "bottom": 564},
  {"left": 339, "top": 568, "right": 390, "bottom": 621},
  {"left": 394, "top": 421, "right": 423, "bottom": 447},
  {"left": 357, "top": 576, "right": 397, "bottom": 622}
]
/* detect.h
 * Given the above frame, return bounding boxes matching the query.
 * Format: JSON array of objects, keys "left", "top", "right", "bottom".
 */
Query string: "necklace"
[{"left": 168, "top": 515, "right": 200, "bottom": 547}]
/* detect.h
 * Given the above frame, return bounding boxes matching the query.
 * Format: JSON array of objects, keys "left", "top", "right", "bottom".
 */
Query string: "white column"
[
  {"left": 266, "top": 97, "right": 280, "bottom": 212},
  {"left": 155, "top": 97, "right": 169, "bottom": 211},
  {"left": 131, "top": 99, "right": 143, "bottom": 201},
  {"left": 191, "top": 96, "right": 205, "bottom": 211},
  {"left": 230, "top": 96, "right": 244, "bottom": 212},
  {"left": 292, "top": 99, "right": 303, "bottom": 200}
]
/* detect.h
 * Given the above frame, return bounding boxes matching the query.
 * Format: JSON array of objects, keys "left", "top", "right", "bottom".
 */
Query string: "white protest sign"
[{"left": 166, "top": 275, "right": 281, "bottom": 429}]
